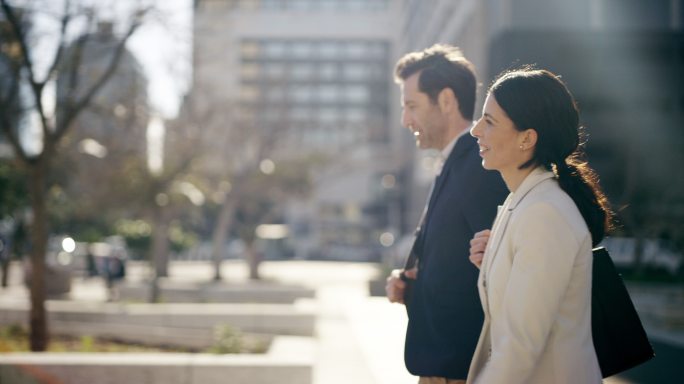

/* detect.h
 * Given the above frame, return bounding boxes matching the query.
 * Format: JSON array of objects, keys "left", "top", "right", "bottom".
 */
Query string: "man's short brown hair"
[{"left": 394, "top": 44, "right": 477, "bottom": 120}]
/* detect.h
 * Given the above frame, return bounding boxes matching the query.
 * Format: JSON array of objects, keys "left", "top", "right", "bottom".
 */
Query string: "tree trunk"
[
  {"left": 151, "top": 207, "right": 170, "bottom": 278},
  {"left": 245, "top": 240, "right": 261, "bottom": 280},
  {"left": 1, "top": 258, "right": 9, "bottom": 288},
  {"left": 210, "top": 199, "right": 237, "bottom": 281},
  {"left": 27, "top": 162, "right": 49, "bottom": 351},
  {"left": 148, "top": 206, "right": 170, "bottom": 303}
]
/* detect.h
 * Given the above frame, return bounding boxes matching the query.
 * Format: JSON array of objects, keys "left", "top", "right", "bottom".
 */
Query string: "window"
[
  {"left": 292, "top": 64, "right": 315, "bottom": 80},
  {"left": 289, "top": 86, "right": 313, "bottom": 102},
  {"left": 319, "top": 107, "right": 340, "bottom": 123},
  {"left": 319, "top": 63, "right": 338, "bottom": 79},
  {"left": 345, "top": 85, "right": 370, "bottom": 103},
  {"left": 241, "top": 63, "right": 260, "bottom": 79},
  {"left": 346, "top": 108, "right": 367, "bottom": 122},
  {"left": 318, "top": 85, "right": 340, "bottom": 102},
  {"left": 241, "top": 41, "right": 260, "bottom": 58},
  {"left": 319, "top": 42, "right": 342, "bottom": 59},
  {"left": 292, "top": 42, "right": 313, "bottom": 58},
  {"left": 343, "top": 64, "right": 370, "bottom": 80},
  {"left": 265, "top": 64, "right": 286, "bottom": 79},
  {"left": 264, "top": 41, "right": 287, "bottom": 58},
  {"left": 240, "top": 85, "right": 260, "bottom": 102}
]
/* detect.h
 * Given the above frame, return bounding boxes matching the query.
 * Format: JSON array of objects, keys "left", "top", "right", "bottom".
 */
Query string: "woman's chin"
[{"left": 480, "top": 160, "right": 496, "bottom": 171}]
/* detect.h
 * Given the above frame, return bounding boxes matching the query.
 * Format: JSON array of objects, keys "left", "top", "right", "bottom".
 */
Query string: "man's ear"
[{"left": 438, "top": 88, "right": 458, "bottom": 114}]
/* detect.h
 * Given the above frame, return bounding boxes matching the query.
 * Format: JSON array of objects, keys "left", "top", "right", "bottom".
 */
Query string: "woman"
[{"left": 466, "top": 68, "right": 612, "bottom": 384}]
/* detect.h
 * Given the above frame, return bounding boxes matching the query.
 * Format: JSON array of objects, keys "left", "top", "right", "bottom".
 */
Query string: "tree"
[
  {"left": 0, "top": 0, "right": 148, "bottom": 351},
  {"left": 179, "top": 91, "right": 317, "bottom": 281},
  {"left": 0, "top": 160, "right": 28, "bottom": 287}
]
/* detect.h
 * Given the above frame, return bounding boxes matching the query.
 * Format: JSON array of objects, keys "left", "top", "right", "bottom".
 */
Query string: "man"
[{"left": 386, "top": 44, "right": 508, "bottom": 383}]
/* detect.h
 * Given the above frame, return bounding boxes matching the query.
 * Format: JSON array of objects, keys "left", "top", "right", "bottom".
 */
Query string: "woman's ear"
[{"left": 520, "top": 128, "right": 538, "bottom": 151}]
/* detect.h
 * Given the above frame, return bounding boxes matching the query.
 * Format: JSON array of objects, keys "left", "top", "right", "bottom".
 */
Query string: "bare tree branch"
[
  {"left": 0, "top": 0, "right": 50, "bottom": 135},
  {"left": 0, "top": 113, "right": 28, "bottom": 164},
  {"left": 44, "top": 0, "right": 72, "bottom": 86},
  {"left": 53, "top": 7, "right": 149, "bottom": 150}
]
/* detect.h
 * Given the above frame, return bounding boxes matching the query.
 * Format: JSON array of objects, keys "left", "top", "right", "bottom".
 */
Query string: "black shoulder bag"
[{"left": 592, "top": 246, "right": 655, "bottom": 377}]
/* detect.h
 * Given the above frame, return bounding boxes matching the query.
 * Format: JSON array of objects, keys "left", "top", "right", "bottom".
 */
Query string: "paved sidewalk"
[
  {"left": 3, "top": 260, "right": 677, "bottom": 384},
  {"left": 0, "top": 261, "right": 417, "bottom": 384}
]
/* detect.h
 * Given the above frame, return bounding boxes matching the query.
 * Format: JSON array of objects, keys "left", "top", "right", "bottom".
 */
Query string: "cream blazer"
[{"left": 467, "top": 168, "right": 602, "bottom": 384}]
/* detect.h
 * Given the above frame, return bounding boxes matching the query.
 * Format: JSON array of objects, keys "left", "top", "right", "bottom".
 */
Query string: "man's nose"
[{"left": 401, "top": 110, "right": 412, "bottom": 129}]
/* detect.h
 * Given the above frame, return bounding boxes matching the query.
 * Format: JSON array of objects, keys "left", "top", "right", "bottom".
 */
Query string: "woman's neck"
[{"left": 501, "top": 166, "right": 536, "bottom": 193}]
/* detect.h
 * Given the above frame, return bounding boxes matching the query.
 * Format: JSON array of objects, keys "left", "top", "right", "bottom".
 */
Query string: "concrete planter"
[{"left": 0, "top": 336, "right": 314, "bottom": 384}]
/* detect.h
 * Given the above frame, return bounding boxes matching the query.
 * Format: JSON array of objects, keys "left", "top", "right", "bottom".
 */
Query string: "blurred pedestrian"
[
  {"left": 467, "top": 68, "right": 612, "bottom": 384},
  {"left": 386, "top": 44, "right": 507, "bottom": 383}
]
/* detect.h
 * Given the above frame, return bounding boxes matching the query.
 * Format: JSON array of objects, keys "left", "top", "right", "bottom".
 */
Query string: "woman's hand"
[{"left": 469, "top": 229, "right": 491, "bottom": 269}]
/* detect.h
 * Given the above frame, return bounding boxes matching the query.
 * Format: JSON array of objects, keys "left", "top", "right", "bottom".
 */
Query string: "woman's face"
[{"left": 470, "top": 94, "right": 534, "bottom": 176}]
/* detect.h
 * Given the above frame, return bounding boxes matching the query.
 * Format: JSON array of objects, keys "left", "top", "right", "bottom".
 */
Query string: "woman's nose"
[{"left": 470, "top": 119, "right": 482, "bottom": 137}]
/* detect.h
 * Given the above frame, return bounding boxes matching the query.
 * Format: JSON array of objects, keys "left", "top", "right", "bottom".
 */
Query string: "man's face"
[{"left": 400, "top": 73, "right": 448, "bottom": 151}]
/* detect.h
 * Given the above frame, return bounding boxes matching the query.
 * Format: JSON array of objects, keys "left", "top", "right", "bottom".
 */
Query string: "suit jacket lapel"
[{"left": 424, "top": 134, "right": 473, "bottom": 226}]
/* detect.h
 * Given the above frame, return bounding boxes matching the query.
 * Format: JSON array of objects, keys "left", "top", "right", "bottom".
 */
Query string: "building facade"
[
  {"left": 400, "top": 0, "right": 684, "bottom": 254},
  {"left": 191, "top": 0, "right": 405, "bottom": 260}
]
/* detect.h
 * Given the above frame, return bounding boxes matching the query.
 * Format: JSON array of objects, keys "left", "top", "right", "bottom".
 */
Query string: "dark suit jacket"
[{"left": 404, "top": 134, "right": 508, "bottom": 379}]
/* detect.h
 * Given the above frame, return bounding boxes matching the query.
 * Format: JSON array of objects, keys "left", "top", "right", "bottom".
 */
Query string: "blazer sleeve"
[{"left": 473, "top": 202, "right": 581, "bottom": 384}]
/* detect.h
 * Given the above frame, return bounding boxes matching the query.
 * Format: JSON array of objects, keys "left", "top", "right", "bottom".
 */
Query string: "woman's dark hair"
[
  {"left": 394, "top": 44, "right": 477, "bottom": 120},
  {"left": 489, "top": 68, "right": 612, "bottom": 246}
]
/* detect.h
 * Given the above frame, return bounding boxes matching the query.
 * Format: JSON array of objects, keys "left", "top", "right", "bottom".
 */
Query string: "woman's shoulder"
[{"left": 516, "top": 178, "right": 589, "bottom": 236}]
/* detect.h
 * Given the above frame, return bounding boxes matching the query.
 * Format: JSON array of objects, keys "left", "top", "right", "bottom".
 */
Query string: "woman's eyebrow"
[{"left": 483, "top": 112, "right": 498, "bottom": 123}]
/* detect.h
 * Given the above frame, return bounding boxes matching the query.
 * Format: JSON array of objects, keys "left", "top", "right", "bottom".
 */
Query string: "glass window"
[
  {"left": 237, "top": 0, "right": 259, "bottom": 10},
  {"left": 265, "top": 63, "right": 286, "bottom": 79},
  {"left": 291, "top": 64, "right": 315, "bottom": 80},
  {"left": 318, "top": 0, "right": 337, "bottom": 11},
  {"left": 261, "top": 109, "right": 278, "bottom": 122},
  {"left": 343, "top": 64, "right": 370, "bottom": 80},
  {"left": 319, "top": 42, "right": 341, "bottom": 59},
  {"left": 346, "top": 107, "right": 367, "bottom": 122},
  {"left": 266, "top": 87, "right": 285, "bottom": 102},
  {"left": 291, "top": 107, "right": 312, "bottom": 121},
  {"left": 289, "top": 0, "right": 315, "bottom": 11},
  {"left": 319, "top": 108, "right": 340, "bottom": 123},
  {"left": 368, "top": 42, "right": 387, "bottom": 59},
  {"left": 241, "top": 63, "right": 260, "bottom": 79},
  {"left": 241, "top": 41, "right": 260, "bottom": 58},
  {"left": 289, "top": 85, "right": 313, "bottom": 102},
  {"left": 318, "top": 85, "right": 340, "bottom": 102},
  {"left": 264, "top": 41, "right": 287, "bottom": 58},
  {"left": 319, "top": 63, "right": 338, "bottom": 79},
  {"left": 292, "top": 42, "right": 313, "bottom": 58},
  {"left": 345, "top": 42, "right": 368, "bottom": 58},
  {"left": 240, "top": 85, "right": 260, "bottom": 102},
  {"left": 344, "top": 85, "right": 370, "bottom": 103},
  {"left": 261, "top": 0, "right": 284, "bottom": 10}
]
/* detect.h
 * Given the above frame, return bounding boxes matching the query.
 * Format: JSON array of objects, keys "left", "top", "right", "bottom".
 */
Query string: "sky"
[
  {"left": 127, "top": 0, "right": 193, "bottom": 119},
  {"left": 12, "top": 0, "right": 192, "bottom": 158}
]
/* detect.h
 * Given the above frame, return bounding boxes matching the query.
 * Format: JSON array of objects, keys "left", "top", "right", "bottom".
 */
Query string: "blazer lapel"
[{"left": 482, "top": 167, "right": 555, "bottom": 283}]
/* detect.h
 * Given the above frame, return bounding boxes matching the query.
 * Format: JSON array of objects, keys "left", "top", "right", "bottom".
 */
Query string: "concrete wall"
[
  {"left": 0, "top": 301, "right": 316, "bottom": 338},
  {"left": 0, "top": 336, "right": 313, "bottom": 384}
]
